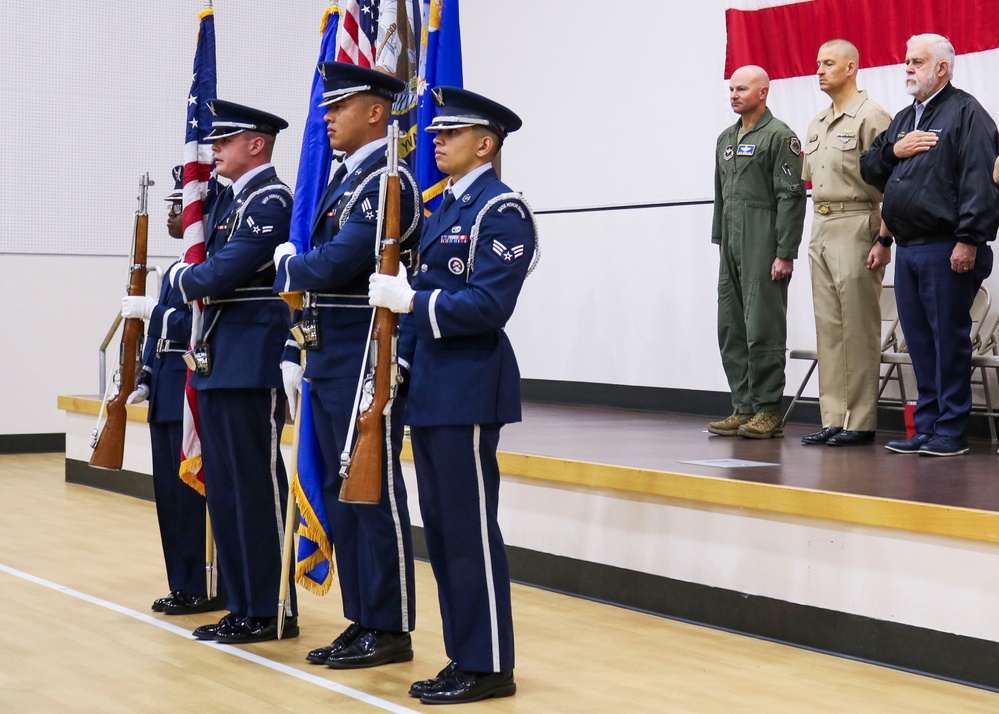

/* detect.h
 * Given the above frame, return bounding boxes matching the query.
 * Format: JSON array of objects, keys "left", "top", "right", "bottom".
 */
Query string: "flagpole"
[
  {"left": 277, "top": 374, "right": 304, "bottom": 639},
  {"left": 205, "top": 506, "right": 216, "bottom": 599}
]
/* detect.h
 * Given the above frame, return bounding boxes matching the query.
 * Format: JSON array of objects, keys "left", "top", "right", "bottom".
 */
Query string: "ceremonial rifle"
[
  {"left": 339, "top": 123, "right": 403, "bottom": 505},
  {"left": 90, "top": 173, "right": 152, "bottom": 470}
]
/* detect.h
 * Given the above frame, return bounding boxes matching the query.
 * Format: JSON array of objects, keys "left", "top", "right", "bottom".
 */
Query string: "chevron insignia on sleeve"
[{"left": 492, "top": 240, "right": 525, "bottom": 263}]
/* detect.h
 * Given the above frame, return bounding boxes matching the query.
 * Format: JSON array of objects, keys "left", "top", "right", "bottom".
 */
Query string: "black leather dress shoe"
[
  {"left": 325, "top": 629, "right": 413, "bottom": 669},
  {"left": 409, "top": 660, "right": 459, "bottom": 698},
  {"left": 801, "top": 427, "right": 842, "bottom": 445},
  {"left": 152, "top": 591, "right": 183, "bottom": 612},
  {"left": 306, "top": 623, "right": 363, "bottom": 664},
  {"left": 826, "top": 430, "right": 876, "bottom": 447},
  {"left": 215, "top": 616, "right": 298, "bottom": 644},
  {"left": 192, "top": 613, "right": 241, "bottom": 641},
  {"left": 162, "top": 593, "right": 225, "bottom": 616},
  {"left": 420, "top": 670, "right": 516, "bottom": 705}
]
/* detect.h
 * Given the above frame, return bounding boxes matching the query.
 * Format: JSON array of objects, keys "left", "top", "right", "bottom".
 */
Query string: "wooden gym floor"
[{"left": 1, "top": 452, "right": 997, "bottom": 713}]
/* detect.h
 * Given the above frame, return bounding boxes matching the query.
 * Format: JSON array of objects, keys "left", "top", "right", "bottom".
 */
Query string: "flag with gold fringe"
[
  {"left": 375, "top": 0, "right": 422, "bottom": 160},
  {"left": 286, "top": 5, "right": 342, "bottom": 596},
  {"left": 178, "top": 5, "right": 217, "bottom": 495},
  {"left": 415, "top": 0, "right": 462, "bottom": 214}
]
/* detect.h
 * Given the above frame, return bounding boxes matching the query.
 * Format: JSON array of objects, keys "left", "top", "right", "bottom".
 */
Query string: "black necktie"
[
  {"left": 214, "top": 185, "right": 234, "bottom": 220},
  {"left": 330, "top": 163, "right": 349, "bottom": 189},
  {"left": 439, "top": 190, "right": 455, "bottom": 213}
]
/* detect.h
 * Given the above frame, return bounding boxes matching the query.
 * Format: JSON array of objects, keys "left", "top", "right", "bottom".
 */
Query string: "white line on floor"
[{"left": 0, "top": 562, "right": 418, "bottom": 713}]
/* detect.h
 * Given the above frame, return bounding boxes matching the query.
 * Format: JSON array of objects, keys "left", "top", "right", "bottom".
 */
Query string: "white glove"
[
  {"left": 369, "top": 263, "right": 415, "bottom": 313},
  {"left": 126, "top": 384, "right": 150, "bottom": 405},
  {"left": 121, "top": 295, "right": 156, "bottom": 321},
  {"left": 281, "top": 360, "right": 304, "bottom": 415},
  {"left": 166, "top": 261, "right": 189, "bottom": 287},
  {"left": 273, "top": 242, "right": 298, "bottom": 267}
]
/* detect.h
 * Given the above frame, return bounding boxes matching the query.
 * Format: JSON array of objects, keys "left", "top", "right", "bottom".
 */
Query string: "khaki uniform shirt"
[{"left": 803, "top": 90, "right": 890, "bottom": 205}]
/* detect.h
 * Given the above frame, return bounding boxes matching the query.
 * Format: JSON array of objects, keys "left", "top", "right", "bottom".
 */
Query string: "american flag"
[
  {"left": 178, "top": 7, "right": 217, "bottom": 494},
  {"left": 336, "top": 0, "right": 380, "bottom": 66}
]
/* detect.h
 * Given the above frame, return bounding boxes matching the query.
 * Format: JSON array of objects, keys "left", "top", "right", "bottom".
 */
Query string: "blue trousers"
[
  {"left": 894, "top": 241, "right": 993, "bottom": 437},
  {"left": 150, "top": 420, "right": 209, "bottom": 597},
  {"left": 411, "top": 424, "right": 514, "bottom": 673},
  {"left": 197, "top": 388, "right": 296, "bottom": 618},
  {"left": 309, "top": 377, "right": 415, "bottom": 633}
]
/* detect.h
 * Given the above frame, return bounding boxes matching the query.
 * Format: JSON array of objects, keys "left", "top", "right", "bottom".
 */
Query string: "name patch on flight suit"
[
  {"left": 723, "top": 145, "right": 734, "bottom": 160},
  {"left": 737, "top": 144, "right": 755, "bottom": 156}
]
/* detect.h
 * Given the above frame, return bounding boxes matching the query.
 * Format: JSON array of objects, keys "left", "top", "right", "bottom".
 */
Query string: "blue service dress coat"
[
  {"left": 274, "top": 150, "right": 422, "bottom": 632},
  {"left": 400, "top": 167, "right": 538, "bottom": 673},
  {"left": 139, "top": 262, "right": 208, "bottom": 597},
  {"left": 172, "top": 166, "right": 297, "bottom": 619},
  {"left": 400, "top": 167, "right": 538, "bottom": 427}
]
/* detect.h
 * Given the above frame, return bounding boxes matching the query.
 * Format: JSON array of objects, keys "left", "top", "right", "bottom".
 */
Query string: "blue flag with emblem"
[
  {"left": 287, "top": 4, "right": 341, "bottom": 596},
  {"left": 416, "top": 0, "right": 462, "bottom": 214}
]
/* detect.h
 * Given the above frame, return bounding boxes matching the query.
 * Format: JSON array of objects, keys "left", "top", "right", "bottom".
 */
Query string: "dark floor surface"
[{"left": 503, "top": 403, "right": 999, "bottom": 512}]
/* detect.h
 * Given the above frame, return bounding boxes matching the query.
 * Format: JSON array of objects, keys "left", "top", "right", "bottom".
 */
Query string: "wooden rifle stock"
[
  {"left": 340, "top": 125, "right": 402, "bottom": 505},
  {"left": 90, "top": 174, "right": 152, "bottom": 470}
]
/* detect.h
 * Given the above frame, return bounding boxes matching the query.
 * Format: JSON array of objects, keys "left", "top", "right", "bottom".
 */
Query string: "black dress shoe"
[
  {"left": 192, "top": 613, "right": 242, "bottom": 640},
  {"left": 420, "top": 669, "right": 516, "bottom": 705},
  {"left": 826, "top": 430, "right": 876, "bottom": 447},
  {"left": 215, "top": 616, "right": 298, "bottom": 644},
  {"left": 152, "top": 591, "right": 184, "bottom": 612},
  {"left": 409, "top": 660, "right": 459, "bottom": 698},
  {"left": 801, "top": 427, "right": 842, "bottom": 445},
  {"left": 325, "top": 629, "right": 413, "bottom": 669},
  {"left": 306, "top": 623, "right": 363, "bottom": 664},
  {"left": 162, "top": 593, "right": 225, "bottom": 616}
]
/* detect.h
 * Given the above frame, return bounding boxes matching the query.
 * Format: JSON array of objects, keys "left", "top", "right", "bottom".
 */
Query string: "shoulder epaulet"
[
  {"left": 467, "top": 192, "right": 540, "bottom": 281},
  {"left": 232, "top": 181, "right": 293, "bottom": 233},
  {"left": 339, "top": 165, "right": 421, "bottom": 241}
]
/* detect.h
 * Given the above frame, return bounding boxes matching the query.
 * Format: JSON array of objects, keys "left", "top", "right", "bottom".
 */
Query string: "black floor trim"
[
  {"left": 519, "top": 379, "right": 999, "bottom": 438},
  {"left": 412, "top": 527, "right": 998, "bottom": 692},
  {"left": 65, "top": 458, "right": 154, "bottom": 501},
  {"left": 0, "top": 433, "right": 65, "bottom": 454}
]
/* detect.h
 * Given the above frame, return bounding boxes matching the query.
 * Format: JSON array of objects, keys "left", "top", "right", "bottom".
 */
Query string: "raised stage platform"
[{"left": 58, "top": 395, "right": 999, "bottom": 691}]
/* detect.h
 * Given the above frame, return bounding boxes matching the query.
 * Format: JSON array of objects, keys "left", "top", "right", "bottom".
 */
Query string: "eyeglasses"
[{"left": 168, "top": 203, "right": 183, "bottom": 216}]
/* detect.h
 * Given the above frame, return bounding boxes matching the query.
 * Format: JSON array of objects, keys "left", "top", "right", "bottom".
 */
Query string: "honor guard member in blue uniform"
[
  {"left": 122, "top": 166, "right": 222, "bottom": 616},
  {"left": 369, "top": 87, "right": 539, "bottom": 705},
  {"left": 167, "top": 101, "right": 299, "bottom": 643},
  {"left": 272, "top": 62, "right": 422, "bottom": 669},
  {"left": 861, "top": 34, "right": 998, "bottom": 456}
]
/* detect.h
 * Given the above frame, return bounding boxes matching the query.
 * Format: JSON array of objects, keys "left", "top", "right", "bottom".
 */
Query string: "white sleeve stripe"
[
  {"left": 177, "top": 265, "right": 192, "bottom": 304},
  {"left": 160, "top": 308, "right": 176, "bottom": 341},
  {"left": 281, "top": 256, "right": 292, "bottom": 293},
  {"left": 428, "top": 289, "right": 442, "bottom": 339}
]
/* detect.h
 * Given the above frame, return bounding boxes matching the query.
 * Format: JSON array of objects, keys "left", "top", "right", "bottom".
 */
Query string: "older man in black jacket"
[{"left": 861, "top": 33, "right": 999, "bottom": 456}]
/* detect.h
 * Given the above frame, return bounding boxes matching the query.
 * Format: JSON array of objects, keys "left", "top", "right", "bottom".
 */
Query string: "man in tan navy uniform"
[{"left": 801, "top": 40, "right": 892, "bottom": 447}]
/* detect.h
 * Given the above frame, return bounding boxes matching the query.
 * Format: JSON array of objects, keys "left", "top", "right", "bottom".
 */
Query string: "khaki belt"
[{"left": 814, "top": 201, "right": 876, "bottom": 215}]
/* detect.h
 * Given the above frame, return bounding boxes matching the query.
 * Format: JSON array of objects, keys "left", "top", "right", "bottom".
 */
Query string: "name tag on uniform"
[{"left": 737, "top": 144, "right": 755, "bottom": 156}]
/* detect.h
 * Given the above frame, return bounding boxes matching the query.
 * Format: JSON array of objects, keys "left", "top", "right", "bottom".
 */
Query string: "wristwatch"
[{"left": 876, "top": 235, "right": 894, "bottom": 247}]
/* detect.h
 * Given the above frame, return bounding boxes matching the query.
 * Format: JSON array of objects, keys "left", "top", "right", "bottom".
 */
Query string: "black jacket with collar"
[{"left": 860, "top": 82, "right": 999, "bottom": 246}]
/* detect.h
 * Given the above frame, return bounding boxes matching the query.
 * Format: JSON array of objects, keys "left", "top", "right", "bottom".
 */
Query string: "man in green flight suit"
[{"left": 709, "top": 65, "right": 806, "bottom": 439}]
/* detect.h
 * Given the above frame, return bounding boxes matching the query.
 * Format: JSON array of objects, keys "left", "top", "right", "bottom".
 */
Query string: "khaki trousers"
[{"left": 808, "top": 210, "right": 884, "bottom": 431}]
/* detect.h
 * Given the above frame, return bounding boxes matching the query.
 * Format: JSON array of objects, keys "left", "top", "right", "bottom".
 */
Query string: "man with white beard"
[{"left": 861, "top": 33, "right": 999, "bottom": 456}]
